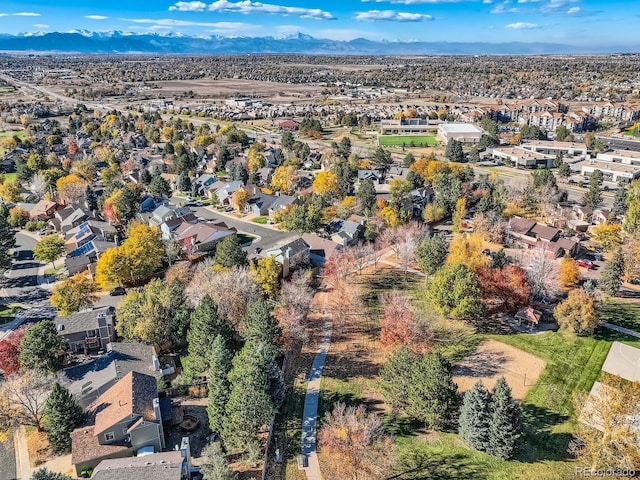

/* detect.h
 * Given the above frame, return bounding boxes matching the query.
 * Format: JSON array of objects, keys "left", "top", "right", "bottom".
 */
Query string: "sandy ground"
[{"left": 453, "top": 339, "right": 547, "bottom": 401}]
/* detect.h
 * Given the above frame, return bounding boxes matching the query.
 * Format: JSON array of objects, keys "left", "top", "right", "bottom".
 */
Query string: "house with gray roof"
[
  {"left": 325, "top": 218, "right": 362, "bottom": 247},
  {"left": 90, "top": 451, "right": 186, "bottom": 480},
  {"left": 268, "top": 194, "right": 297, "bottom": 219},
  {"left": 55, "top": 306, "right": 116, "bottom": 354}
]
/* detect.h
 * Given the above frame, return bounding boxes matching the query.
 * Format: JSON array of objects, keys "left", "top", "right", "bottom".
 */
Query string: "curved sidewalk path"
[{"left": 300, "top": 315, "right": 332, "bottom": 480}]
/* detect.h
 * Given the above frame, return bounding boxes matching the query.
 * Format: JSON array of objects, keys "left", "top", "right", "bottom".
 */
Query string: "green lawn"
[
  {"left": 597, "top": 299, "right": 640, "bottom": 333},
  {"left": 0, "top": 304, "right": 22, "bottom": 325},
  {"left": 236, "top": 233, "right": 256, "bottom": 246},
  {"left": 0, "top": 129, "right": 26, "bottom": 156},
  {"left": 378, "top": 135, "right": 438, "bottom": 147},
  {"left": 623, "top": 123, "right": 640, "bottom": 137},
  {"left": 252, "top": 216, "right": 269, "bottom": 224}
]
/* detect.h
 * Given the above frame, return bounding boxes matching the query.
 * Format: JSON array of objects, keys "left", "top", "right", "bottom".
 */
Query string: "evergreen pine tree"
[
  {"left": 0, "top": 213, "right": 15, "bottom": 271},
  {"left": 612, "top": 187, "right": 628, "bottom": 217},
  {"left": 201, "top": 441, "right": 237, "bottom": 480},
  {"left": 242, "top": 299, "right": 282, "bottom": 359},
  {"left": 186, "top": 295, "right": 231, "bottom": 378},
  {"left": 0, "top": 201, "right": 10, "bottom": 220},
  {"left": 139, "top": 169, "right": 152, "bottom": 185},
  {"left": 207, "top": 335, "right": 232, "bottom": 435},
  {"left": 407, "top": 352, "right": 461, "bottom": 430},
  {"left": 458, "top": 380, "right": 491, "bottom": 452},
  {"left": 84, "top": 185, "right": 98, "bottom": 212},
  {"left": 379, "top": 346, "right": 418, "bottom": 412},
  {"left": 215, "top": 235, "right": 247, "bottom": 268},
  {"left": 356, "top": 178, "right": 377, "bottom": 214},
  {"left": 30, "top": 468, "right": 73, "bottom": 480},
  {"left": 599, "top": 250, "right": 625, "bottom": 297},
  {"left": 44, "top": 383, "right": 84, "bottom": 454},
  {"left": 222, "top": 343, "right": 277, "bottom": 450},
  {"left": 488, "top": 377, "right": 522, "bottom": 459}
]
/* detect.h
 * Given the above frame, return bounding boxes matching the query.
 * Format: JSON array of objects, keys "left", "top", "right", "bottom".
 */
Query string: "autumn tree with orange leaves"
[
  {"left": 478, "top": 265, "right": 531, "bottom": 315},
  {"left": 379, "top": 291, "right": 433, "bottom": 354}
]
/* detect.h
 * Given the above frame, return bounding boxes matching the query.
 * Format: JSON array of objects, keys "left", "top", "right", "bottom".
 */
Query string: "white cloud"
[
  {"left": 356, "top": 9, "right": 434, "bottom": 21},
  {"left": 361, "top": 0, "right": 464, "bottom": 4},
  {"left": 491, "top": 1, "right": 518, "bottom": 13},
  {"left": 32, "top": 24, "right": 49, "bottom": 28},
  {"left": 567, "top": 6, "right": 580, "bottom": 14},
  {"left": 0, "top": 14, "right": 8, "bottom": 17},
  {"left": 505, "top": 21, "right": 540, "bottom": 28},
  {"left": 170, "top": 1, "right": 335, "bottom": 20},
  {"left": 13, "top": 12, "right": 40, "bottom": 17},
  {"left": 122, "top": 17, "right": 258, "bottom": 29},
  {"left": 85, "top": 15, "right": 109, "bottom": 20}
]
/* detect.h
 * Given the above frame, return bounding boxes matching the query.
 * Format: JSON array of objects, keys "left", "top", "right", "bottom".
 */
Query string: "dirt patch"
[
  {"left": 26, "top": 428, "right": 51, "bottom": 467},
  {"left": 453, "top": 339, "right": 546, "bottom": 401}
]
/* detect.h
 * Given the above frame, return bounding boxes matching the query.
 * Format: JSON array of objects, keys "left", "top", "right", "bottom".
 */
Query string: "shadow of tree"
[
  {"left": 516, "top": 403, "right": 572, "bottom": 463},
  {"left": 389, "top": 449, "right": 489, "bottom": 480}
]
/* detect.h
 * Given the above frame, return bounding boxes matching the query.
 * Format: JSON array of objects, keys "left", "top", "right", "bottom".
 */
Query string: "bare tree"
[
  {"left": 0, "top": 369, "right": 52, "bottom": 431},
  {"left": 274, "top": 270, "right": 315, "bottom": 345},
  {"left": 30, "top": 173, "right": 48, "bottom": 200},
  {"left": 350, "top": 243, "right": 374, "bottom": 275}
]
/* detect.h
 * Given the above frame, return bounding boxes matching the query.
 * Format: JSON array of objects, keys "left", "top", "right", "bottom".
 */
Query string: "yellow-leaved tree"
[
  {"left": 50, "top": 273, "right": 98, "bottom": 315},
  {"left": 56, "top": 174, "right": 88, "bottom": 204},
  {"left": 95, "top": 224, "right": 164, "bottom": 288},
  {"left": 559, "top": 255, "right": 581, "bottom": 289},
  {"left": 271, "top": 165, "right": 299, "bottom": 194},
  {"left": 446, "top": 232, "right": 489, "bottom": 272},
  {"left": 590, "top": 223, "right": 622, "bottom": 252},
  {"left": 247, "top": 142, "right": 266, "bottom": 174},
  {"left": 312, "top": 171, "right": 339, "bottom": 197},
  {"left": 251, "top": 255, "right": 281, "bottom": 298}
]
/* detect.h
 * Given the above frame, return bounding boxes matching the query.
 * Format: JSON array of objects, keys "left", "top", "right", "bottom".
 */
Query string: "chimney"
[{"left": 152, "top": 355, "right": 161, "bottom": 372}]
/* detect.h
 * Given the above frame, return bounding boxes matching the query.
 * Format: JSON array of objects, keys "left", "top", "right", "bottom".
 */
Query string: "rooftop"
[
  {"left": 91, "top": 451, "right": 184, "bottom": 480},
  {"left": 438, "top": 123, "right": 483, "bottom": 134},
  {"left": 55, "top": 306, "right": 114, "bottom": 336}
]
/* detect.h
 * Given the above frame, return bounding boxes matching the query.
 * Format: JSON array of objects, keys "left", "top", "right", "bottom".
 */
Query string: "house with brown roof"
[
  {"left": 174, "top": 221, "right": 236, "bottom": 254},
  {"left": 515, "top": 307, "right": 543, "bottom": 327},
  {"left": 71, "top": 371, "right": 165, "bottom": 477},
  {"left": 29, "top": 199, "right": 63, "bottom": 221},
  {"left": 507, "top": 217, "right": 577, "bottom": 257}
]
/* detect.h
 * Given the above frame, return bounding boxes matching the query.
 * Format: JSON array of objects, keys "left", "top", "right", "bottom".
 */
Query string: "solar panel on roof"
[{"left": 68, "top": 241, "right": 95, "bottom": 258}]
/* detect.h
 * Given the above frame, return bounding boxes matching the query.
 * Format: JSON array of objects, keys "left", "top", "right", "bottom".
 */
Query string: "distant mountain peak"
[{"left": 0, "top": 31, "right": 631, "bottom": 55}]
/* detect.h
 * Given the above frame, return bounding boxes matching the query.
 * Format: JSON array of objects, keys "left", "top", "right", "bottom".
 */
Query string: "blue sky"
[{"left": 0, "top": 0, "right": 638, "bottom": 47}]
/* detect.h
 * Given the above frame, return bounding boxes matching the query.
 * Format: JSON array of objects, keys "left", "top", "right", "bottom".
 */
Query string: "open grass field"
[
  {"left": 597, "top": 298, "right": 640, "bottom": 332},
  {"left": 0, "top": 129, "right": 26, "bottom": 156},
  {"left": 623, "top": 122, "right": 640, "bottom": 137},
  {"left": 378, "top": 134, "right": 438, "bottom": 147}
]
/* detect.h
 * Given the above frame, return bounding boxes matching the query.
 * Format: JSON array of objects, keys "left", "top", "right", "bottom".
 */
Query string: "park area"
[
  {"left": 623, "top": 122, "right": 640, "bottom": 137},
  {"left": 378, "top": 135, "right": 438, "bottom": 147}
]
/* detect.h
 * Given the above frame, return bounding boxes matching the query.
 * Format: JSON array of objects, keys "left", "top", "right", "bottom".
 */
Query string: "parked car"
[
  {"left": 576, "top": 259, "right": 594, "bottom": 269},
  {"left": 585, "top": 252, "right": 603, "bottom": 262},
  {"left": 109, "top": 287, "right": 126, "bottom": 296}
]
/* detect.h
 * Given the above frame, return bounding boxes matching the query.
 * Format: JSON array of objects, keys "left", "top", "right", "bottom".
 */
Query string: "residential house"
[
  {"left": 246, "top": 192, "right": 277, "bottom": 216},
  {"left": 357, "top": 169, "right": 382, "bottom": 184},
  {"left": 29, "top": 199, "right": 62, "bottom": 221},
  {"left": 280, "top": 119, "right": 300, "bottom": 131},
  {"left": 193, "top": 173, "right": 217, "bottom": 196},
  {"left": 65, "top": 220, "right": 117, "bottom": 257},
  {"left": 59, "top": 342, "right": 159, "bottom": 409},
  {"left": 507, "top": 216, "right": 578, "bottom": 257},
  {"left": 302, "top": 233, "right": 343, "bottom": 266},
  {"left": 268, "top": 194, "right": 297, "bottom": 220},
  {"left": 264, "top": 236, "right": 310, "bottom": 276},
  {"left": 65, "top": 255, "right": 92, "bottom": 276},
  {"left": 325, "top": 218, "right": 362, "bottom": 247},
  {"left": 256, "top": 167, "right": 274, "bottom": 185},
  {"left": 404, "top": 186, "right": 434, "bottom": 219},
  {"left": 71, "top": 371, "right": 165, "bottom": 477},
  {"left": 592, "top": 208, "right": 613, "bottom": 225},
  {"left": 573, "top": 205, "right": 593, "bottom": 222},
  {"left": 55, "top": 306, "right": 116, "bottom": 354},
  {"left": 173, "top": 221, "right": 236, "bottom": 254},
  {"left": 90, "top": 451, "right": 187, "bottom": 480},
  {"left": 50, "top": 206, "right": 90, "bottom": 234}
]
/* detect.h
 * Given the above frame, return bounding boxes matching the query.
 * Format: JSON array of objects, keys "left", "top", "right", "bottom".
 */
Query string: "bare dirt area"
[
  {"left": 453, "top": 339, "right": 546, "bottom": 401},
  {"left": 153, "top": 78, "right": 321, "bottom": 103}
]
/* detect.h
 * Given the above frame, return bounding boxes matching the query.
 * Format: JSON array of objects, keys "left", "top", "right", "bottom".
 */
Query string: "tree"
[
  {"left": 271, "top": 165, "right": 298, "bottom": 194},
  {"left": 44, "top": 383, "right": 83, "bottom": 454},
  {"left": 583, "top": 169, "right": 603, "bottom": 209},
  {"left": 0, "top": 179, "right": 23, "bottom": 203},
  {"left": 312, "top": 171, "right": 339, "bottom": 197},
  {"left": 50, "top": 273, "right": 98, "bottom": 315},
  {"left": 445, "top": 139, "right": 464, "bottom": 162},
  {"left": 478, "top": 265, "right": 531, "bottom": 315},
  {"left": 215, "top": 234, "right": 247, "bottom": 268},
  {"left": 599, "top": 250, "right": 625, "bottom": 297},
  {"left": 555, "top": 124, "right": 569, "bottom": 142},
  {"left": 0, "top": 369, "right": 52, "bottom": 430},
  {"left": 56, "top": 174, "right": 88, "bottom": 205},
  {"left": 407, "top": 352, "right": 460, "bottom": 430},
  {"left": 84, "top": 185, "right": 98, "bottom": 212},
  {"left": 207, "top": 335, "right": 233, "bottom": 436},
  {"left": 574, "top": 372, "right": 640, "bottom": 470},
  {"left": 148, "top": 174, "right": 172, "bottom": 197},
  {"left": 232, "top": 187, "right": 249, "bottom": 212},
  {"left": 7, "top": 206, "right": 30, "bottom": 228},
  {"left": 559, "top": 255, "right": 581, "bottom": 290},
  {"left": 488, "top": 377, "right": 522, "bottom": 460},
  {"left": 458, "top": 380, "right": 491, "bottom": 452},
  {"left": 20, "top": 321, "right": 67, "bottom": 372},
  {"left": 95, "top": 224, "right": 165, "bottom": 287},
  {"left": 624, "top": 179, "right": 640, "bottom": 233},
  {"left": 33, "top": 234, "right": 65, "bottom": 267},
  {"left": 433, "top": 172, "right": 463, "bottom": 215},
  {"left": 30, "top": 468, "right": 73, "bottom": 480},
  {"left": 426, "top": 263, "right": 483, "bottom": 319},
  {"left": 379, "top": 291, "right": 432, "bottom": 353},
  {"left": 281, "top": 131, "right": 294, "bottom": 150},
  {"left": 222, "top": 343, "right": 278, "bottom": 451},
  {"left": 115, "top": 279, "right": 191, "bottom": 346},
  {"left": 0, "top": 326, "right": 26, "bottom": 376},
  {"left": 185, "top": 296, "right": 230, "bottom": 379},
  {"left": 372, "top": 147, "right": 392, "bottom": 173},
  {"left": 357, "top": 178, "right": 376, "bottom": 214},
  {"left": 402, "top": 152, "right": 416, "bottom": 167},
  {"left": 414, "top": 232, "right": 448, "bottom": 275},
  {"left": 612, "top": 187, "right": 628, "bottom": 217},
  {"left": 555, "top": 289, "right": 598, "bottom": 336},
  {"left": 273, "top": 271, "right": 314, "bottom": 346},
  {"left": 177, "top": 172, "right": 191, "bottom": 192},
  {"left": 251, "top": 255, "right": 281, "bottom": 298},
  {"left": 318, "top": 403, "right": 391, "bottom": 480},
  {"left": 591, "top": 223, "right": 622, "bottom": 252},
  {"left": 446, "top": 233, "right": 489, "bottom": 273},
  {"left": 242, "top": 299, "right": 282, "bottom": 359},
  {"left": 0, "top": 214, "right": 15, "bottom": 272},
  {"left": 200, "top": 441, "right": 237, "bottom": 480},
  {"left": 247, "top": 142, "right": 266, "bottom": 174},
  {"left": 379, "top": 346, "right": 418, "bottom": 412}
]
